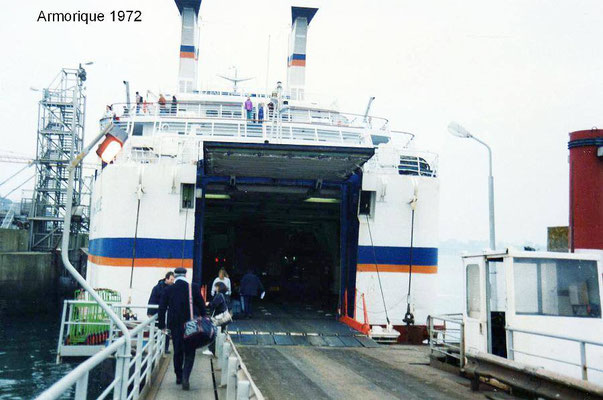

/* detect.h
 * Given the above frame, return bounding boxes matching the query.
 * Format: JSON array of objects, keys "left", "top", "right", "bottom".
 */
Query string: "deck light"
[
  {"left": 304, "top": 197, "right": 340, "bottom": 204},
  {"left": 447, "top": 121, "right": 473, "bottom": 138},
  {"left": 205, "top": 194, "right": 231, "bottom": 200},
  {"left": 96, "top": 125, "right": 128, "bottom": 163}
]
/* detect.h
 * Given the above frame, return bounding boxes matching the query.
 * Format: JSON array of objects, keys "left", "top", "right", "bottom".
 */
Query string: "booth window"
[
  {"left": 181, "top": 184, "right": 195, "bottom": 209},
  {"left": 466, "top": 264, "right": 481, "bottom": 319},
  {"left": 359, "top": 191, "right": 375, "bottom": 216},
  {"left": 514, "top": 258, "right": 601, "bottom": 318}
]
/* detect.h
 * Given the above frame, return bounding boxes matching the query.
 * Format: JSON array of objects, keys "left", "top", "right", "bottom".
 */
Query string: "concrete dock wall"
[
  {"left": 0, "top": 251, "right": 57, "bottom": 315},
  {"left": 0, "top": 228, "right": 28, "bottom": 252},
  {"left": 0, "top": 229, "right": 59, "bottom": 315}
]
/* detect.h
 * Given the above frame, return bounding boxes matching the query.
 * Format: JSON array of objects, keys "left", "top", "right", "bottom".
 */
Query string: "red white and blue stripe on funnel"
[
  {"left": 287, "top": 53, "right": 306, "bottom": 67},
  {"left": 180, "top": 45, "right": 196, "bottom": 59}
]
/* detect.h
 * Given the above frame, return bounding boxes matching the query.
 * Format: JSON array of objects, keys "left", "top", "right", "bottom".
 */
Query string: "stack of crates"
[{"left": 65, "top": 289, "right": 121, "bottom": 346}]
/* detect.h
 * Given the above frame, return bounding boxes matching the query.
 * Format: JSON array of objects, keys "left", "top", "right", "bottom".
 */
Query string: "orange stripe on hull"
[
  {"left": 180, "top": 52, "right": 195, "bottom": 59},
  {"left": 357, "top": 264, "right": 438, "bottom": 274},
  {"left": 288, "top": 59, "right": 306, "bottom": 67},
  {"left": 89, "top": 254, "right": 193, "bottom": 268}
]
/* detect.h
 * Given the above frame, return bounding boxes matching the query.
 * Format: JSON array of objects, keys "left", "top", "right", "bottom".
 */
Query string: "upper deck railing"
[
  {"left": 105, "top": 100, "right": 407, "bottom": 144},
  {"left": 109, "top": 101, "right": 390, "bottom": 127}
]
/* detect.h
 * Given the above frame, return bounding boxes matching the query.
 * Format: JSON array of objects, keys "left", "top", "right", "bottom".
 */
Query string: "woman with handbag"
[{"left": 205, "top": 282, "right": 232, "bottom": 356}]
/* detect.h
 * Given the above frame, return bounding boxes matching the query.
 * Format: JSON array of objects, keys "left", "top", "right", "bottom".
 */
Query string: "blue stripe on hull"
[
  {"left": 89, "top": 238, "right": 193, "bottom": 259},
  {"left": 89, "top": 238, "right": 438, "bottom": 266},
  {"left": 357, "top": 246, "right": 438, "bottom": 266}
]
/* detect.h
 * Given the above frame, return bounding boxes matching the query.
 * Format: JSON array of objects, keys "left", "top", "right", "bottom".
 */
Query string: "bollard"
[
  {"left": 220, "top": 342, "right": 232, "bottom": 371},
  {"left": 226, "top": 356, "right": 238, "bottom": 400},
  {"left": 216, "top": 332, "right": 225, "bottom": 361},
  {"left": 220, "top": 343, "right": 232, "bottom": 386},
  {"left": 237, "top": 380, "right": 250, "bottom": 400}
]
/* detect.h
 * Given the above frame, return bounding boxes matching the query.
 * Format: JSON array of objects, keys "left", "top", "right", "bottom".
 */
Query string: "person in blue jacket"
[
  {"left": 147, "top": 271, "right": 175, "bottom": 352},
  {"left": 147, "top": 271, "right": 175, "bottom": 316},
  {"left": 239, "top": 269, "right": 264, "bottom": 319}
]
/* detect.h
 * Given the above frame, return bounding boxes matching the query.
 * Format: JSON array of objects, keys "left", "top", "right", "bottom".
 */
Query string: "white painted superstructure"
[{"left": 85, "top": 2, "right": 441, "bottom": 334}]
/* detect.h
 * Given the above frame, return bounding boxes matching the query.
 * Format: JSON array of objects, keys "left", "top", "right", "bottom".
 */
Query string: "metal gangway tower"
[{"left": 29, "top": 67, "right": 87, "bottom": 251}]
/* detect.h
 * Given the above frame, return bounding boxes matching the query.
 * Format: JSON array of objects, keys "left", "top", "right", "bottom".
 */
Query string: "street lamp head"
[
  {"left": 447, "top": 121, "right": 473, "bottom": 138},
  {"left": 96, "top": 125, "right": 129, "bottom": 163}
]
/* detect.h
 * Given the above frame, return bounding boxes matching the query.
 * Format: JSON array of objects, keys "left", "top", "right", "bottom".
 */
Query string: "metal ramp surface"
[{"left": 226, "top": 302, "right": 379, "bottom": 348}]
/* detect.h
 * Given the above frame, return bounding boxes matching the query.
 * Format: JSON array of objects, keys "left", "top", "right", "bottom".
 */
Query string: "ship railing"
[
  {"left": 39, "top": 310, "right": 165, "bottom": 400},
  {"left": 427, "top": 313, "right": 465, "bottom": 368},
  {"left": 364, "top": 148, "right": 439, "bottom": 176},
  {"left": 506, "top": 326, "right": 603, "bottom": 381},
  {"left": 398, "top": 150, "right": 439, "bottom": 177},
  {"left": 107, "top": 101, "right": 391, "bottom": 132},
  {"left": 108, "top": 117, "right": 372, "bottom": 148},
  {"left": 56, "top": 301, "right": 159, "bottom": 359},
  {"left": 113, "top": 121, "right": 374, "bottom": 166}
]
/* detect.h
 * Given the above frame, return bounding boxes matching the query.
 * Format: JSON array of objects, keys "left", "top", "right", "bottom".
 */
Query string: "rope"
[
  {"left": 180, "top": 207, "right": 189, "bottom": 267},
  {"left": 128, "top": 198, "right": 142, "bottom": 290},
  {"left": 0, "top": 163, "right": 31, "bottom": 188},
  {"left": 364, "top": 214, "right": 390, "bottom": 325},
  {"left": 1, "top": 175, "right": 34, "bottom": 198},
  {"left": 403, "top": 209, "right": 416, "bottom": 325}
]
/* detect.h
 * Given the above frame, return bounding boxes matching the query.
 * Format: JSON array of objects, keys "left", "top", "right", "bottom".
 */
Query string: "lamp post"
[{"left": 448, "top": 122, "right": 496, "bottom": 250}]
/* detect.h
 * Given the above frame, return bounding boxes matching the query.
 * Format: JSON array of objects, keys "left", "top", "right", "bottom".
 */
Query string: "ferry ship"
[{"left": 86, "top": 1, "right": 440, "bottom": 339}]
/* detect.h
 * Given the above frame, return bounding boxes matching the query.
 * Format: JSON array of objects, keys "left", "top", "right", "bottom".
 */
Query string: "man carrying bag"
[{"left": 158, "top": 267, "right": 210, "bottom": 390}]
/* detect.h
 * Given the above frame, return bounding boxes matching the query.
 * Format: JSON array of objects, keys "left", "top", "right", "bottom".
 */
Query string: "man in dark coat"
[
  {"left": 147, "top": 271, "right": 175, "bottom": 316},
  {"left": 239, "top": 269, "right": 265, "bottom": 319},
  {"left": 158, "top": 267, "right": 207, "bottom": 390},
  {"left": 148, "top": 271, "right": 175, "bottom": 352}
]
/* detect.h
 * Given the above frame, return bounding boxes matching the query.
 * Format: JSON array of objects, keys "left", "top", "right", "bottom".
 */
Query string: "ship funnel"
[
  {"left": 286, "top": 6, "right": 318, "bottom": 101},
  {"left": 174, "top": 0, "right": 202, "bottom": 93}
]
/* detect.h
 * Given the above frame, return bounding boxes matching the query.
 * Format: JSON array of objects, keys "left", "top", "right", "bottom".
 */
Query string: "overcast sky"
[{"left": 1, "top": 0, "right": 602, "bottom": 246}]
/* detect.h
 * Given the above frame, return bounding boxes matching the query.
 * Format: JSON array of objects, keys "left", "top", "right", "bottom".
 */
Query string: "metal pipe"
[{"left": 60, "top": 122, "right": 133, "bottom": 394}]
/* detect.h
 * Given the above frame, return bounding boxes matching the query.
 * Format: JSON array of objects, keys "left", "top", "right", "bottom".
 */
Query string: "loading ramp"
[
  {"left": 234, "top": 345, "right": 494, "bottom": 400},
  {"left": 226, "top": 302, "right": 379, "bottom": 348}
]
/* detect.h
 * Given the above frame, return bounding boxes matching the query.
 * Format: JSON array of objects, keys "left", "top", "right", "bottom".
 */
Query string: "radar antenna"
[{"left": 217, "top": 67, "right": 253, "bottom": 93}]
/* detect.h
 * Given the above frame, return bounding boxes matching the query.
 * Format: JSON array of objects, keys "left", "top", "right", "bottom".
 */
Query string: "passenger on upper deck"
[
  {"left": 258, "top": 103, "right": 264, "bottom": 123},
  {"left": 171, "top": 96, "right": 177, "bottom": 115},
  {"left": 103, "top": 105, "right": 114, "bottom": 119},
  {"left": 267, "top": 101, "right": 274, "bottom": 118},
  {"left": 135, "top": 91, "right": 143, "bottom": 114},
  {"left": 244, "top": 97, "right": 253, "bottom": 120},
  {"left": 158, "top": 94, "right": 167, "bottom": 114}
]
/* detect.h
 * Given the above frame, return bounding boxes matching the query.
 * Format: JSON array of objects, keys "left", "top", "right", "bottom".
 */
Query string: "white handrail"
[
  {"left": 37, "top": 314, "right": 163, "bottom": 400},
  {"left": 428, "top": 314, "right": 465, "bottom": 369},
  {"left": 506, "top": 326, "right": 603, "bottom": 381},
  {"left": 38, "top": 337, "right": 127, "bottom": 400}
]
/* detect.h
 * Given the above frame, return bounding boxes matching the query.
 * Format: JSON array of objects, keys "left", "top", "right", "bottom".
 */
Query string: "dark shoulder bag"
[{"left": 183, "top": 283, "right": 216, "bottom": 349}]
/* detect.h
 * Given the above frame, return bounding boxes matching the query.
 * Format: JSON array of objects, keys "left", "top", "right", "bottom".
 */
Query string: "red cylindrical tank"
[{"left": 568, "top": 129, "right": 603, "bottom": 251}]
